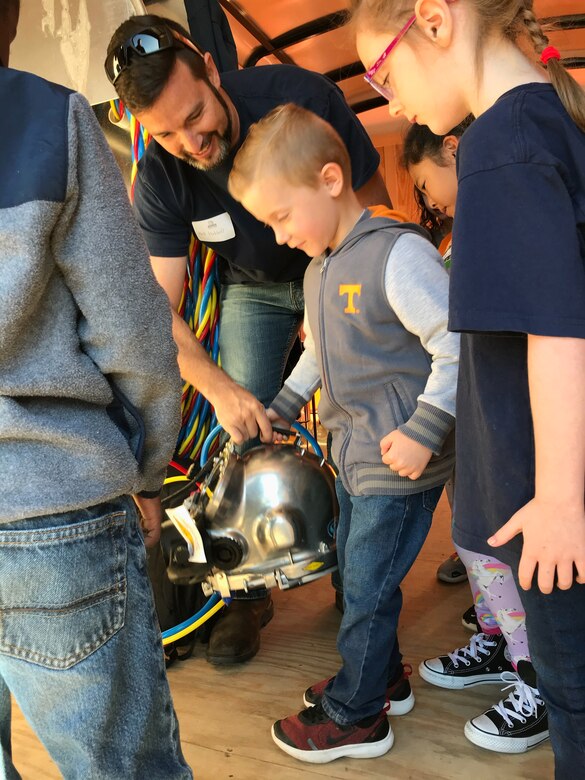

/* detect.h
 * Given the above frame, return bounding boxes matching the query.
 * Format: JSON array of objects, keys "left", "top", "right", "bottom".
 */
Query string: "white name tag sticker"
[{"left": 192, "top": 212, "right": 235, "bottom": 242}]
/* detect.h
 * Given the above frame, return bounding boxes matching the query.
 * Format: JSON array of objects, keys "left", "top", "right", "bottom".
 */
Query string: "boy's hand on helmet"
[
  {"left": 267, "top": 407, "right": 292, "bottom": 443},
  {"left": 380, "top": 429, "right": 433, "bottom": 480}
]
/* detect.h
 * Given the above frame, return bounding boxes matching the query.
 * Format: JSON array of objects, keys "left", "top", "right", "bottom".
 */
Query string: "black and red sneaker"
[
  {"left": 271, "top": 702, "right": 393, "bottom": 763},
  {"left": 303, "top": 663, "right": 414, "bottom": 715}
]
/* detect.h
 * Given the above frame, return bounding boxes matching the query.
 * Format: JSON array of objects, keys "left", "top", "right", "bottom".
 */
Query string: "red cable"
[{"left": 169, "top": 459, "right": 190, "bottom": 475}]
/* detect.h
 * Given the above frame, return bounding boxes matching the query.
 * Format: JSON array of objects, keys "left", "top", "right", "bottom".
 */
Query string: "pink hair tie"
[{"left": 540, "top": 46, "right": 561, "bottom": 65}]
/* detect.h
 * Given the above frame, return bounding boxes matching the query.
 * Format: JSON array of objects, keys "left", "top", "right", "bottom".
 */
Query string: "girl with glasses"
[
  {"left": 350, "top": 2, "right": 585, "bottom": 777},
  {"left": 403, "top": 119, "right": 548, "bottom": 755}
]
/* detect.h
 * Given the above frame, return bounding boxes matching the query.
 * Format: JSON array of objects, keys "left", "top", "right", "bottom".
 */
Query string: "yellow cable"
[
  {"left": 163, "top": 475, "right": 190, "bottom": 485},
  {"left": 178, "top": 412, "right": 200, "bottom": 455},
  {"left": 189, "top": 424, "right": 208, "bottom": 457},
  {"left": 162, "top": 599, "right": 226, "bottom": 646}
]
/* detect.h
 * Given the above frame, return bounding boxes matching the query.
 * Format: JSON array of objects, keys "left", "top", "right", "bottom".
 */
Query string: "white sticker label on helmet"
[{"left": 165, "top": 504, "right": 208, "bottom": 563}]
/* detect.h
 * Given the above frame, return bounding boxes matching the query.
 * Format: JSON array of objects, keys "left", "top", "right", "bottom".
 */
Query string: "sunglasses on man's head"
[{"left": 105, "top": 27, "right": 179, "bottom": 85}]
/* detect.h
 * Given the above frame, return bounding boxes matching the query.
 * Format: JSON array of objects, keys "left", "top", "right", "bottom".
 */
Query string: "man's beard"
[{"left": 181, "top": 82, "right": 233, "bottom": 171}]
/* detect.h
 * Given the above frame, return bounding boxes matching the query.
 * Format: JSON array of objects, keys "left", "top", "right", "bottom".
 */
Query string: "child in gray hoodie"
[{"left": 229, "top": 103, "right": 459, "bottom": 764}]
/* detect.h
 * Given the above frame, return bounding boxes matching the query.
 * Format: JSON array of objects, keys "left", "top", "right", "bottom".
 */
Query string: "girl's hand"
[
  {"left": 488, "top": 498, "right": 585, "bottom": 593},
  {"left": 380, "top": 429, "right": 433, "bottom": 480},
  {"left": 266, "top": 407, "right": 292, "bottom": 443}
]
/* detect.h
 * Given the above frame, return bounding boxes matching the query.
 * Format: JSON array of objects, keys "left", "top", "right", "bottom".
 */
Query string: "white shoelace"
[
  {"left": 491, "top": 672, "right": 544, "bottom": 728},
  {"left": 448, "top": 632, "right": 498, "bottom": 667}
]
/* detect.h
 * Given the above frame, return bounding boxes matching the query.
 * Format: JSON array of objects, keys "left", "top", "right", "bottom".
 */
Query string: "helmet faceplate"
[{"left": 163, "top": 442, "right": 338, "bottom": 598}]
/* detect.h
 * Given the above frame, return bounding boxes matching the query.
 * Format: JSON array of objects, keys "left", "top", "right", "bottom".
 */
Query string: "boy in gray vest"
[{"left": 229, "top": 103, "right": 459, "bottom": 764}]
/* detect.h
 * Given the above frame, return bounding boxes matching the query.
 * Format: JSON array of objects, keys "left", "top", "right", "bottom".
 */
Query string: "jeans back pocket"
[{"left": 0, "top": 508, "right": 127, "bottom": 669}]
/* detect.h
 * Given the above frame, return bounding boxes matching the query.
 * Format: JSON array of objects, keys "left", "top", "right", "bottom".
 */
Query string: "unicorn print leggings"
[{"left": 455, "top": 545, "right": 530, "bottom": 667}]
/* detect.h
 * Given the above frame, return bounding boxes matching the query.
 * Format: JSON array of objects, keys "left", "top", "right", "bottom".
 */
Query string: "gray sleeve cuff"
[
  {"left": 399, "top": 401, "right": 455, "bottom": 455},
  {"left": 270, "top": 384, "right": 310, "bottom": 425}
]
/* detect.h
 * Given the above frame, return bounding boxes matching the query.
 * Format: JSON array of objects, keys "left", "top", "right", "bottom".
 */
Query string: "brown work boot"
[{"left": 206, "top": 594, "right": 274, "bottom": 665}]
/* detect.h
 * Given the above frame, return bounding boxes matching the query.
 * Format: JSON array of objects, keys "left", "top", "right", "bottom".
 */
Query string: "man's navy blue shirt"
[
  {"left": 134, "top": 64, "right": 380, "bottom": 284},
  {"left": 449, "top": 83, "right": 585, "bottom": 564}
]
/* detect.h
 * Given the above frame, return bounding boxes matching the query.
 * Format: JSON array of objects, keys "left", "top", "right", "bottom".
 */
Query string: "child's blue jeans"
[
  {"left": 0, "top": 496, "right": 192, "bottom": 780},
  {"left": 322, "top": 479, "right": 443, "bottom": 725}
]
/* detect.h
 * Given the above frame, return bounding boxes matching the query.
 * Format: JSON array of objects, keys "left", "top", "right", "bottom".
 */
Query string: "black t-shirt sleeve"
[
  {"left": 449, "top": 161, "right": 585, "bottom": 338},
  {"left": 133, "top": 155, "right": 192, "bottom": 258},
  {"left": 322, "top": 83, "right": 380, "bottom": 191}
]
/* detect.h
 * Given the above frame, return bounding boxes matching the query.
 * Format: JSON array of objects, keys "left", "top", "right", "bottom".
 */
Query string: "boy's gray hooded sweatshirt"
[
  {"left": 271, "top": 213, "right": 459, "bottom": 495},
  {"left": 0, "top": 68, "right": 181, "bottom": 522}
]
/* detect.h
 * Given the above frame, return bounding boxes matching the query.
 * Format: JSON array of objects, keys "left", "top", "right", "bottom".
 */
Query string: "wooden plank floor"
[{"left": 10, "top": 494, "right": 554, "bottom": 779}]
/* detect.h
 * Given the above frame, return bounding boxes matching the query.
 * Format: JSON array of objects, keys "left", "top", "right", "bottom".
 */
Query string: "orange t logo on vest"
[{"left": 339, "top": 284, "right": 362, "bottom": 314}]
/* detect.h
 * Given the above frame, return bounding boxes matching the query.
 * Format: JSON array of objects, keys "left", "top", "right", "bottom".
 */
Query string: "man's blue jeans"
[
  {"left": 513, "top": 572, "right": 585, "bottom": 779},
  {"left": 219, "top": 280, "right": 304, "bottom": 408},
  {"left": 219, "top": 280, "right": 305, "bottom": 599},
  {"left": 323, "top": 480, "right": 443, "bottom": 725},
  {"left": 0, "top": 496, "right": 192, "bottom": 780}
]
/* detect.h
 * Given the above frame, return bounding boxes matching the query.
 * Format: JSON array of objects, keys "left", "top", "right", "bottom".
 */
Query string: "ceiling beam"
[
  {"left": 218, "top": 0, "right": 295, "bottom": 65},
  {"left": 542, "top": 13, "right": 585, "bottom": 30},
  {"left": 562, "top": 56, "right": 585, "bottom": 68},
  {"left": 244, "top": 12, "right": 346, "bottom": 68},
  {"left": 325, "top": 62, "right": 364, "bottom": 82},
  {"left": 350, "top": 96, "right": 386, "bottom": 115}
]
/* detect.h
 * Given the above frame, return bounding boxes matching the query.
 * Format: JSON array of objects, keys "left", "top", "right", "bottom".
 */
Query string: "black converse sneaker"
[
  {"left": 464, "top": 671, "right": 549, "bottom": 753},
  {"left": 461, "top": 604, "right": 480, "bottom": 632},
  {"left": 419, "top": 633, "right": 514, "bottom": 689}
]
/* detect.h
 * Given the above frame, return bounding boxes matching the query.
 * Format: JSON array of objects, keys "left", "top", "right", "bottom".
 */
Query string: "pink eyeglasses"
[{"left": 363, "top": 14, "right": 416, "bottom": 102}]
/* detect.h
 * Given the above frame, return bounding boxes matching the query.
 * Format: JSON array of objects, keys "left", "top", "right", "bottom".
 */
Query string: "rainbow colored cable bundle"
[
  {"left": 175, "top": 236, "right": 221, "bottom": 461},
  {"left": 110, "top": 99, "right": 221, "bottom": 463},
  {"left": 109, "top": 99, "right": 151, "bottom": 201}
]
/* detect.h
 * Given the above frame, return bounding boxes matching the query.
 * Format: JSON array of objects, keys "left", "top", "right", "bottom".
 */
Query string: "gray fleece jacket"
[
  {"left": 0, "top": 68, "right": 181, "bottom": 522},
  {"left": 271, "top": 212, "right": 459, "bottom": 496}
]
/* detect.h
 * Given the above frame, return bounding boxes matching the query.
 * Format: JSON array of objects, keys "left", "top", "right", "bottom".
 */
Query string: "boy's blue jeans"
[
  {"left": 323, "top": 479, "right": 443, "bottom": 725},
  {"left": 0, "top": 496, "right": 192, "bottom": 780}
]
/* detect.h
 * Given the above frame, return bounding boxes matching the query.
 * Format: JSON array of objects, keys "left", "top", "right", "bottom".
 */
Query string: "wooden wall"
[{"left": 376, "top": 137, "right": 420, "bottom": 223}]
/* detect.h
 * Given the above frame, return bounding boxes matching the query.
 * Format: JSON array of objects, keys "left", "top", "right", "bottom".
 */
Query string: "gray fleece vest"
[{"left": 304, "top": 215, "right": 455, "bottom": 495}]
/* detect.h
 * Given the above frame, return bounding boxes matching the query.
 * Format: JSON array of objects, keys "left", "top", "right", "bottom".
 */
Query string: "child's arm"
[
  {"left": 381, "top": 233, "right": 459, "bottom": 479},
  {"left": 488, "top": 335, "right": 585, "bottom": 592},
  {"left": 269, "top": 309, "right": 322, "bottom": 431}
]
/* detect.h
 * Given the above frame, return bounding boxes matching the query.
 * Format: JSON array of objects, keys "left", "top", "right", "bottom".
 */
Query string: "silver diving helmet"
[{"left": 161, "top": 430, "right": 338, "bottom": 599}]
